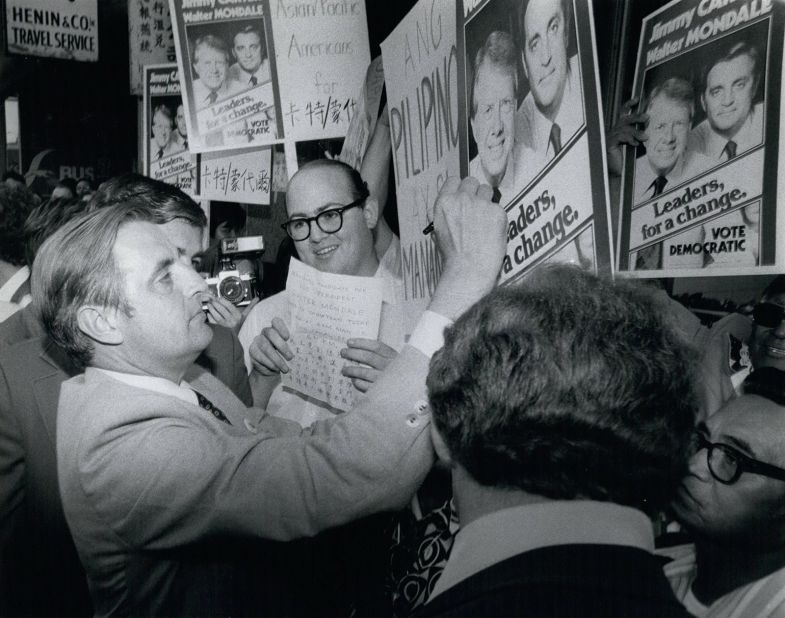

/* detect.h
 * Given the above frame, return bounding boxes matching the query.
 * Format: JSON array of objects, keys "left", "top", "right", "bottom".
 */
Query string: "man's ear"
[
  {"left": 700, "top": 92, "right": 706, "bottom": 114},
  {"left": 362, "top": 197, "right": 379, "bottom": 230},
  {"left": 430, "top": 422, "right": 453, "bottom": 466},
  {"left": 76, "top": 306, "right": 124, "bottom": 346}
]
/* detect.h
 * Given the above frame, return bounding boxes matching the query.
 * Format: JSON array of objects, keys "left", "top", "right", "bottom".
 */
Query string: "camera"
[{"left": 204, "top": 236, "right": 264, "bottom": 308}]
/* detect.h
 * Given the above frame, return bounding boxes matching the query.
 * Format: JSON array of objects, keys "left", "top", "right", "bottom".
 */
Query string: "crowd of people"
[
  {"left": 1, "top": 155, "right": 784, "bottom": 617},
  {"left": 1, "top": 0, "right": 784, "bottom": 615}
]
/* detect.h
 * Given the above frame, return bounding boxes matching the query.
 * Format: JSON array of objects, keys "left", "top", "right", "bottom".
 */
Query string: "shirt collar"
[
  {"left": 90, "top": 367, "right": 198, "bottom": 406},
  {"left": 429, "top": 500, "right": 654, "bottom": 601},
  {"left": 530, "top": 57, "right": 582, "bottom": 159}
]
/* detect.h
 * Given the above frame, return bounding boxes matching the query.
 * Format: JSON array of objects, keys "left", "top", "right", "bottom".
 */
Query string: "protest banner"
[
  {"left": 6, "top": 0, "right": 98, "bottom": 62},
  {"left": 618, "top": 0, "right": 785, "bottom": 276},
  {"left": 381, "top": 0, "right": 461, "bottom": 330},
  {"left": 129, "top": 0, "right": 176, "bottom": 96},
  {"left": 281, "top": 259, "right": 383, "bottom": 413},
  {"left": 169, "top": 0, "right": 280, "bottom": 153},
  {"left": 459, "top": 0, "right": 614, "bottom": 286},
  {"left": 144, "top": 64, "right": 198, "bottom": 195},
  {"left": 197, "top": 146, "right": 272, "bottom": 205}
]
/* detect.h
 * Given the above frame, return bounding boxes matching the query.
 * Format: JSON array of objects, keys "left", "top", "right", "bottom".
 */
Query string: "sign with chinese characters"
[
  {"left": 144, "top": 64, "right": 197, "bottom": 195},
  {"left": 198, "top": 146, "right": 272, "bottom": 205},
  {"left": 6, "top": 0, "right": 98, "bottom": 62},
  {"left": 129, "top": 0, "right": 176, "bottom": 96}
]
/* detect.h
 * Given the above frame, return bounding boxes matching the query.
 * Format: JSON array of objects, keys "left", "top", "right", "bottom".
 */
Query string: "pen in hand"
[{"left": 422, "top": 222, "right": 434, "bottom": 235}]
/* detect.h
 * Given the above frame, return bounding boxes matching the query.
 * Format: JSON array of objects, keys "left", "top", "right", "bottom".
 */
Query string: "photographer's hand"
[
  {"left": 249, "top": 317, "right": 294, "bottom": 376},
  {"left": 205, "top": 296, "right": 259, "bottom": 333}
]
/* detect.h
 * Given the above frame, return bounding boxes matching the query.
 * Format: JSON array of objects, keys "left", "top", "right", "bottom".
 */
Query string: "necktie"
[
  {"left": 650, "top": 175, "right": 668, "bottom": 197},
  {"left": 193, "top": 390, "right": 232, "bottom": 425},
  {"left": 156, "top": 148, "right": 164, "bottom": 160},
  {"left": 207, "top": 91, "right": 218, "bottom": 105},
  {"left": 723, "top": 140, "right": 738, "bottom": 160},
  {"left": 183, "top": 138, "right": 188, "bottom": 151},
  {"left": 249, "top": 75, "right": 258, "bottom": 87},
  {"left": 549, "top": 123, "right": 562, "bottom": 156},
  {"left": 491, "top": 186, "right": 502, "bottom": 203}
]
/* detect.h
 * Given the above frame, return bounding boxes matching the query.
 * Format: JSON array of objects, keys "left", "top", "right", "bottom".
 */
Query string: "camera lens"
[{"left": 218, "top": 276, "right": 244, "bottom": 303}]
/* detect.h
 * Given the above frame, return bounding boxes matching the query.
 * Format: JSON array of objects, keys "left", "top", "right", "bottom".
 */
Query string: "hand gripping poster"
[
  {"left": 381, "top": 0, "right": 461, "bottom": 330},
  {"left": 458, "top": 0, "right": 614, "bottom": 286},
  {"left": 169, "top": 0, "right": 370, "bottom": 159},
  {"left": 618, "top": 0, "right": 785, "bottom": 276},
  {"left": 144, "top": 64, "right": 198, "bottom": 195}
]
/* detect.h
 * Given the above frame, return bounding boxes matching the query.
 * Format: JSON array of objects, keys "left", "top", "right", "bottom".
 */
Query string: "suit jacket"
[
  {"left": 414, "top": 544, "right": 690, "bottom": 618},
  {"left": 57, "top": 344, "right": 433, "bottom": 617},
  {"left": 0, "top": 307, "right": 251, "bottom": 617}
]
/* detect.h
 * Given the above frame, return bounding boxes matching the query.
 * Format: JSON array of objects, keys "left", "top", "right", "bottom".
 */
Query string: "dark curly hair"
[
  {"left": 427, "top": 264, "right": 698, "bottom": 515},
  {"left": 0, "top": 184, "right": 39, "bottom": 266}
]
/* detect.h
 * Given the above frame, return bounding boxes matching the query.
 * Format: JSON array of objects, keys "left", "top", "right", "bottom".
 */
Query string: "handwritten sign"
[
  {"left": 198, "top": 146, "right": 272, "bottom": 205},
  {"left": 281, "top": 259, "right": 383, "bottom": 412},
  {"left": 6, "top": 0, "right": 98, "bottom": 62},
  {"left": 381, "top": 0, "right": 460, "bottom": 332},
  {"left": 339, "top": 55, "right": 385, "bottom": 170},
  {"left": 130, "top": 0, "right": 176, "bottom": 95},
  {"left": 269, "top": 0, "right": 369, "bottom": 143}
]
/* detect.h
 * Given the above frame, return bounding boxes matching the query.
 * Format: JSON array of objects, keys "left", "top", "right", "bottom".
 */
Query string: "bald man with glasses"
[
  {"left": 238, "top": 159, "right": 406, "bottom": 425},
  {"left": 664, "top": 372, "right": 785, "bottom": 617}
]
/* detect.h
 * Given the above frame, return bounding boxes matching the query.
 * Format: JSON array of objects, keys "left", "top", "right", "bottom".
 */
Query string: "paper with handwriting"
[{"left": 281, "top": 259, "right": 383, "bottom": 411}]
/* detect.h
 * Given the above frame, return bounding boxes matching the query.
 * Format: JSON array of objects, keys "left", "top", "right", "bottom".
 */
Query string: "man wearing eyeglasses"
[
  {"left": 698, "top": 275, "right": 785, "bottom": 417},
  {"left": 665, "top": 375, "right": 785, "bottom": 616},
  {"left": 239, "top": 159, "right": 406, "bottom": 426}
]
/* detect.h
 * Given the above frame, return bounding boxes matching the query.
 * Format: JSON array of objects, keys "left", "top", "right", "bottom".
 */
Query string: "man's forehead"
[
  {"left": 714, "top": 395, "right": 785, "bottom": 453},
  {"left": 115, "top": 221, "right": 176, "bottom": 265},
  {"left": 287, "top": 167, "right": 353, "bottom": 211},
  {"left": 235, "top": 32, "right": 260, "bottom": 45},
  {"left": 649, "top": 96, "right": 689, "bottom": 119},
  {"left": 476, "top": 63, "right": 514, "bottom": 92},
  {"left": 708, "top": 55, "right": 754, "bottom": 82},
  {"left": 525, "top": 0, "right": 564, "bottom": 32}
]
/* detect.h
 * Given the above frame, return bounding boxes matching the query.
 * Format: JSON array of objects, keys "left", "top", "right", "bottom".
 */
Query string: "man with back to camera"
[
  {"left": 228, "top": 24, "right": 270, "bottom": 88},
  {"left": 689, "top": 40, "right": 763, "bottom": 163},
  {"left": 192, "top": 34, "right": 235, "bottom": 110},
  {"left": 149, "top": 105, "right": 178, "bottom": 161},
  {"left": 34, "top": 176, "right": 506, "bottom": 616},
  {"left": 0, "top": 177, "right": 251, "bottom": 617},
  {"left": 413, "top": 264, "right": 694, "bottom": 617},
  {"left": 516, "top": 0, "right": 583, "bottom": 166},
  {"left": 469, "top": 31, "right": 533, "bottom": 204},
  {"left": 239, "top": 158, "right": 406, "bottom": 426},
  {"left": 664, "top": 370, "right": 785, "bottom": 616}
]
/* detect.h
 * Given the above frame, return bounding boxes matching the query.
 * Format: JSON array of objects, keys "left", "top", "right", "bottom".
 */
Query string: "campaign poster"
[
  {"left": 269, "top": 0, "right": 371, "bottom": 145},
  {"left": 144, "top": 64, "right": 198, "bottom": 195},
  {"left": 129, "top": 0, "right": 176, "bottom": 96},
  {"left": 618, "top": 0, "right": 785, "bottom": 276},
  {"left": 6, "top": 0, "right": 98, "bottom": 62},
  {"left": 459, "top": 0, "right": 614, "bottom": 286},
  {"left": 381, "top": 0, "right": 461, "bottom": 329},
  {"left": 197, "top": 146, "right": 272, "bottom": 204},
  {"left": 170, "top": 0, "right": 280, "bottom": 153}
]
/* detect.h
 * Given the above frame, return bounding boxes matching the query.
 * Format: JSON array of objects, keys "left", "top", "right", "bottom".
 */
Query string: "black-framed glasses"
[
  {"left": 281, "top": 197, "right": 366, "bottom": 241},
  {"left": 692, "top": 431, "right": 785, "bottom": 485},
  {"left": 753, "top": 302, "right": 785, "bottom": 328}
]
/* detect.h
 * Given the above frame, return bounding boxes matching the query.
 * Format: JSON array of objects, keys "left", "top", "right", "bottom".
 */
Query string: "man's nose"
[
  {"left": 687, "top": 448, "right": 712, "bottom": 482},
  {"left": 309, "top": 219, "right": 328, "bottom": 242},
  {"left": 180, "top": 263, "right": 208, "bottom": 295},
  {"left": 773, "top": 317, "right": 785, "bottom": 338}
]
